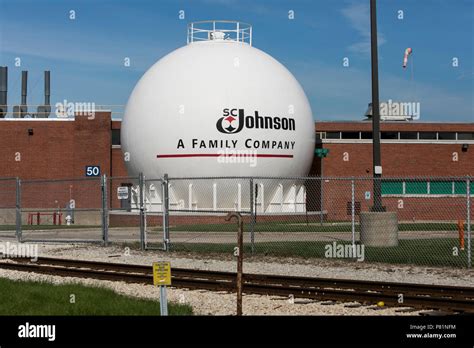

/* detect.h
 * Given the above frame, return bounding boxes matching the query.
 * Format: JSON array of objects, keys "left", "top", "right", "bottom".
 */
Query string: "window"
[
  {"left": 419, "top": 132, "right": 436, "bottom": 140},
  {"left": 381, "top": 132, "right": 398, "bottom": 139},
  {"left": 321, "top": 130, "right": 472, "bottom": 142},
  {"left": 399, "top": 132, "right": 417, "bottom": 139},
  {"left": 112, "top": 129, "right": 121, "bottom": 145},
  {"left": 405, "top": 181, "right": 428, "bottom": 194},
  {"left": 438, "top": 132, "right": 456, "bottom": 140},
  {"left": 341, "top": 132, "right": 359, "bottom": 139},
  {"left": 454, "top": 181, "right": 468, "bottom": 194},
  {"left": 381, "top": 181, "right": 403, "bottom": 194},
  {"left": 382, "top": 180, "right": 471, "bottom": 196},
  {"left": 458, "top": 132, "right": 474, "bottom": 140},
  {"left": 325, "top": 132, "right": 340, "bottom": 139},
  {"left": 430, "top": 181, "right": 452, "bottom": 194}
]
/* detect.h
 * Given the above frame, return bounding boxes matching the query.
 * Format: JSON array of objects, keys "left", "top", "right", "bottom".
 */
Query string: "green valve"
[{"left": 315, "top": 148, "right": 329, "bottom": 157}]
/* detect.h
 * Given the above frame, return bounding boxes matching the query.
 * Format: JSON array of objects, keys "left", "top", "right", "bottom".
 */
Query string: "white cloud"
[
  {"left": 293, "top": 60, "right": 473, "bottom": 122},
  {"left": 341, "top": 2, "right": 386, "bottom": 55},
  {"left": 0, "top": 20, "right": 175, "bottom": 72}
]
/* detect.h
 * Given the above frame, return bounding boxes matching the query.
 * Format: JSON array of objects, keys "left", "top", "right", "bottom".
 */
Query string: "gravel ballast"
[{"left": 0, "top": 243, "right": 472, "bottom": 315}]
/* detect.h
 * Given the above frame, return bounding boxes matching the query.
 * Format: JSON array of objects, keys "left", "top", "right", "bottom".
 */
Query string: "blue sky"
[{"left": 0, "top": 0, "right": 473, "bottom": 121}]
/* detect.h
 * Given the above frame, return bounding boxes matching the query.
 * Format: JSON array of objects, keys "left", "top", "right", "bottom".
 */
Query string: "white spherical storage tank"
[{"left": 122, "top": 21, "right": 315, "bottom": 212}]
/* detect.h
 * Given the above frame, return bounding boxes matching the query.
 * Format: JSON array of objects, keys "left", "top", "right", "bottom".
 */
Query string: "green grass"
[
  {"left": 157, "top": 222, "right": 474, "bottom": 233},
  {"left": 0, "top": 225, "right": 100, "bottom": 231},
  {"left": 0, "top": 278, "right": 193, "bottom": 315},
  {"left": 168, "top": 238, "right": 469, "bottom": 268}
]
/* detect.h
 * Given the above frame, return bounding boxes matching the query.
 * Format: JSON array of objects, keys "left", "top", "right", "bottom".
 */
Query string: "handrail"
[{"left": 187, "top": 20, "right": 252, "bottom": 46}]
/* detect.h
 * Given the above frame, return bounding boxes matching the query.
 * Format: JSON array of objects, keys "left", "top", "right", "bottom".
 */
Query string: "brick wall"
[
  {"left": 309, "top": 122, "right": 474, "bottom": 221},
  {"left": 318, "top": 143, "right": 473, "bottom": 177},
  {"left": 0, "top": 112, "right": 111, "bottom": 209}
]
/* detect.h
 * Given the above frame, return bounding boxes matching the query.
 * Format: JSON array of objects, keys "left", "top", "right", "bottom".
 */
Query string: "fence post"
[
  {"left": 467, "top": 177, "right": 471, "bottom": 268},
  {"left": 351, "top": 178, "right": 356, "bottom": 254},
  {"left": 163, "top": 174, "right": 170, "bottom": 252},
  {"left": 139, "top": 172, "right": 145, "bottom": 250},
  {"left": 101, "top": 174, "right": 109, "bottom": 246},
  {"left": 249, "top": 177, "right": 255, "bottom": 253},
  {"left": 225, "top": 212, "right": 244, "bottom": 316},
  {"left": 320, "top": 177, "right": 324, "bottom": 225},
  {"left": 15, "top": 177, "right": 22, "bottom": 243}
]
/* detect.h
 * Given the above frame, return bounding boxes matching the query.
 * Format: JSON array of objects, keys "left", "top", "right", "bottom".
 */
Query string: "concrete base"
[
  {"left": 360, "top": 211, "right": 399, "bottom": 247},
  {"left": 0, "top": 209, "right": 16, "bottom": 225}
]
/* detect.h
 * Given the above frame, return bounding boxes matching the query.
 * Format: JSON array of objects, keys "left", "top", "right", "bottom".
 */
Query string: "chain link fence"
[
  {"left": 165, "top": 176, "right": 252, "bottom": 254},
  {"left": 107, "top": 175, "right": 140, "bottom": 247},
  {"left": 0, "top": 178, "right": 18, "bottom": 241},
  {"left": 161, "top": 176, "right": 473, "bottom": 268},
  {"left": 0, "top": 175, "right": 471, "bottom": 268},
  {"left": 143, "top": 177, "right": 164, "bottom": 250},
  {"left": 19, "top": 177, "right": 105, "bottom": 243}
]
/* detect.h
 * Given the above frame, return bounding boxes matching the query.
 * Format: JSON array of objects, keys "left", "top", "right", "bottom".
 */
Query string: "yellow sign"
[{"left": 153, "top": 262, "right": 171, "bottom": 286}]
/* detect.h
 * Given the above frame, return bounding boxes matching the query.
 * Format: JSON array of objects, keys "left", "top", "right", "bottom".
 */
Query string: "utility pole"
[{"left": 370, "top": 0, "right": 384, "bottom": 212}]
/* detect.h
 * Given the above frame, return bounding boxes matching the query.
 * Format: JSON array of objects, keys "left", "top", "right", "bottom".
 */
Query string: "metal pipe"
[
  {"left": 16, "top": 178, "right": 22, "bottom": 242},
  {"left": 101, "top": 174, "right": 109, "bottom": 246},
  {"left": 21, "top": 71, "right": 28, "bottom": 106},
  {"left": 163, "top": 174, "right": 170, "bottom": 251},
  {"left": 226, "top": 212, "right": 243, "bottom": 316},
  {"left": 44, "top": 71, "right": 50, "bottom": 106},
  {"left": 320, "top": 168, "right": 324, "bottom": 225},
  {"left": 139, "top": 172, "right": 145, "bottom": 250},
  {"left": 36, "top": 70, "right": 52, "bottom": 118},
  {"left": 467, "top": 177, "right": 471, "bottom": 268},
  {"left": 351, "top": 178, "right": 356, "bottom": 251},
  {"left": 0, "top": 66, "right": 7, "bottom": 118},
  {"left": 370, "top": 0, "right": 384, "bottom": 212},
  {"left": 250, "top": 178, "right": 255, "bottom": 253},
  {"left": 160, "top": 285, "right": 168, "bottom": 315}
]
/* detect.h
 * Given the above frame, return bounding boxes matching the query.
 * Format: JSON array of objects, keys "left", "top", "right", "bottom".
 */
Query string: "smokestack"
[
  {"left": 44, "top": 70, "right": 50, "bottom": 105},
  {"left": 13, "top": 70, "right": 28, "bottom": 117},
  {"left": 0, "top": 66, "right": 7, "bottom": 118},
  {"left": 21, "top": 70, "right": 27, "bottom": 106},
  {"left": 37, "top": 70, "right": 51, "bottom": 118}
]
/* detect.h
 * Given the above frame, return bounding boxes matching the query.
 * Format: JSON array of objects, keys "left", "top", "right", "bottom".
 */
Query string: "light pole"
[
  {"left": 370, "top": 0, "right": 384, "bottom": 212},
  {"left": 360, "top": 0, "right": 397, "bottom": 248}
]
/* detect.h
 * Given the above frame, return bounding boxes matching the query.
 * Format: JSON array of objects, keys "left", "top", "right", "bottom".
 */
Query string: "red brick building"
[
  {"left": 0, "top": 112, "right": 126, "bottom": 180},
  {"left": 311, "top": 121, "right": 474, "bottom": 221},
  {"left": 313, "top": 121, "right": 474, "bottom": 177}
]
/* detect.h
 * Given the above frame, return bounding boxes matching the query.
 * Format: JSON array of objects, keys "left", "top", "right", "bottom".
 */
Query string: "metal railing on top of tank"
[{"left": 187, "top": 20, "right": 252, "bottom": 46}]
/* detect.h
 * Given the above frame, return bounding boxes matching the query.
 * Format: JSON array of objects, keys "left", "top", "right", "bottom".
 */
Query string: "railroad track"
[{"left": 0, "top": 257, "right": 473, "bottom": 313}]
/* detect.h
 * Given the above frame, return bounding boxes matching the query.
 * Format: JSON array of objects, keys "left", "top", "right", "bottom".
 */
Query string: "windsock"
[{"left": 403, "top": 48, "right": 412, "bottom": 68}]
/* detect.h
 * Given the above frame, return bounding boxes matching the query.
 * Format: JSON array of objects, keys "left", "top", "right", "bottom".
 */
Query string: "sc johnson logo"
[{"left": 216, "top": 108, "right": 296, "bottom": 134}]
